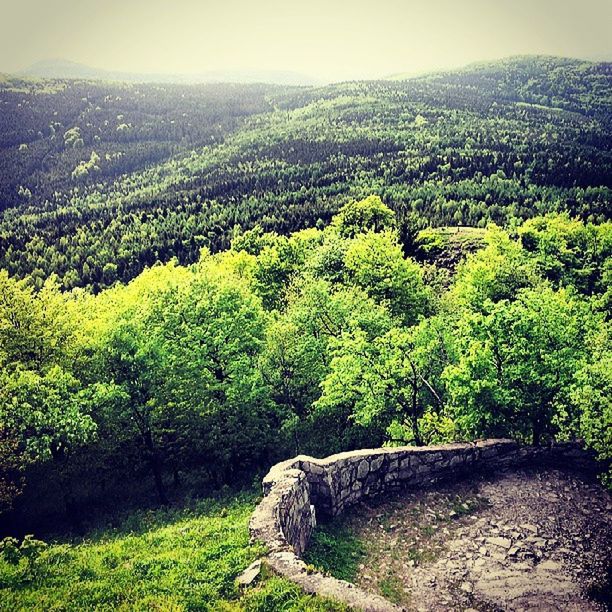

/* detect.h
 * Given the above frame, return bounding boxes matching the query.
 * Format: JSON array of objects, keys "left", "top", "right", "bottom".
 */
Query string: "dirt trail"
[{"left": 345, "top": 467, "right": 611, "bottom": 611}]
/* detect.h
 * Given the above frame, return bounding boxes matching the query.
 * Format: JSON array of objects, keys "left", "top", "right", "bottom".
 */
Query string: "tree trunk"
[
  {"left": 532, "top": 417, "right": 542, "bottom": 447},
  {"left": 150, "top": 454, "right": 168, "bottom": 505},
  {"left": 143, "top": 431, "right": 168, "bottom": 505},
  {"left": 411, "top": 381, "right": 423, "bottom": 446}
]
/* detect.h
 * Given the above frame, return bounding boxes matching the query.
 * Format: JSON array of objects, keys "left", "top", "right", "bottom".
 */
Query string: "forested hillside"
[
  {"left": 1, "top": 56, "right": 610, "bottom": 290},
  {"left": 1, "top": 53, "right": 611, "bottom": 606},
  {"left": 1, "top": 197, "right": 610, "bottom": 533}
]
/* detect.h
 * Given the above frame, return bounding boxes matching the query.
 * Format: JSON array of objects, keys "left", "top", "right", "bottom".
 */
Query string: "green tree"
[
  {"left": 450, "top": 225, "right": 539, "bottom": 313},
  {"left": 316, "top": 316, "right": 451, "bottom": 447},
  {"left": 519, "top": 214, "right": 612, "bottom": 296},
  {"left": 261, "top": 279, "right": 392, "bottom": 454},
  {"left": 0, "top": 272, "right": 94, "bottom": 512},
  {"left": 561, "top": 323, "right": 611, "bottom": 484},
  {"left": 445, "top": 286, "right": 590, "bottom": 445},
  {"left": 331, "top": 195, "right": 396, "bottom": 238},
  {"left": 344, "top": 231, "right": 430, "bottom": 325}
]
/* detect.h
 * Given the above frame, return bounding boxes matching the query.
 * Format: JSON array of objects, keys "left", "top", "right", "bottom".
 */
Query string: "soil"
[{"left": 343, "top": 467, "right": 611, "bottom": 611}]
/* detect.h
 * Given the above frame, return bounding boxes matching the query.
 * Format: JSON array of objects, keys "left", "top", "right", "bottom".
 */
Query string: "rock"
[
  {"left": 460, "top": 581, "right": 474, "bottom": 593},
  {"left": 236, "top": 559, "right": 261, "bottom": 587},
  {"left": 521, "top": 523, "right": 538, "bottom": 534},
  {"left": 539, "top": 560, "right": 563, "bottom": 571},
  {"left": 357, "top": 460, "right": 369, "bottom": 479},
  {"left": 487, "top": 536, "right": 512, "bottom": 549}
]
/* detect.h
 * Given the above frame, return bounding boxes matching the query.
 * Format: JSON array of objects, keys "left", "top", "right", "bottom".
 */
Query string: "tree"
[
  {"left": 84, "top": 262, "right": 189, "bottom": 504},
  {"left": 450, "top": 225, "right": 539, "bottom": 313},
  {"left": 102, "top": 262, "right": 118, "bottom": 286},
  {"left": 0, "top": 272, "right": 94, "bottom": 512},
  {"left": 316, "top": 317, "right": 451, "bottom": 447},
  {"left": 261, "top": 279, "right": 392, "bottom": 454},
  {"left": 152, "top": 257, "right": 273, "bottom": 482},
  {"left": 0, "top": 366, "right": 96, "bottom": 463},
  {"left": 331, "top": 195, "right": 396, "bottom": 238},
  {"left": 87, "top": 256, "right": 275, "bottom": 500},
  {"left": 561, "top": 323, "right": 611, "bottom": 485},
  {"left": 96, "top": 320, "right": 169, "bottom": 503},
  {"left": 343, "top": 231, "right": 430, "bottom": 325},
  {"left": 519, "top": 214, "right": 612, "bottom": 296},
  {"left": 445, "top": 286, "right": 589, "bottom": 445}
]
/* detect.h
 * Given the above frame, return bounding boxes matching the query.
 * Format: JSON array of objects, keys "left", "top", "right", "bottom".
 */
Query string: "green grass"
[
  {"left": 378, "top": 575, "right": 408, "bottom": 606},
  {"left": 302, "top": 522, "right": 366, "bottom": 583},
  {"left": 238, "top": 572, "right": 346, "bottom": 612},
  {"left": 0, "top": 493, "right": 344, "bottom": 611}
]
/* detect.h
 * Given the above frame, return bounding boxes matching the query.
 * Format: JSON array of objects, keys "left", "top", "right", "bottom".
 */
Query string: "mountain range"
[{"left": 16, "top": 58, "right": 321, "bottom": 86}]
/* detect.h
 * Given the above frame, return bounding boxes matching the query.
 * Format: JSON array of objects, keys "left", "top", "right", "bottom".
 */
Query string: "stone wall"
[{"left": 248, "top": 440, "right": 595, "bottom": 611}]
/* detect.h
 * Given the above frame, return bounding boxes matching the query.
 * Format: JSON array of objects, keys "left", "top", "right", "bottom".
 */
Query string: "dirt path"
[{"left": 344, "top": 467, "right": 611, "bottom": 611}]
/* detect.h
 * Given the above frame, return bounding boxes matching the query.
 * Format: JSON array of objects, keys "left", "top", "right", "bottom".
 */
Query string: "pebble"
[{"left": 487, "top": 536, "right": 512, "bottom": 549}]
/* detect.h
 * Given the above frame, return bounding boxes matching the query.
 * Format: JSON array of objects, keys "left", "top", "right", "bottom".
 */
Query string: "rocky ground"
[{"left": 344, "top": 467, "right": 611, "bottom": 611}]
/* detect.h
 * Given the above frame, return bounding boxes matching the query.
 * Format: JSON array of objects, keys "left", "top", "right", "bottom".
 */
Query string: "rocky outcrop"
[{"left": 249, "top": 440, "right": 596, "bottom": 611}]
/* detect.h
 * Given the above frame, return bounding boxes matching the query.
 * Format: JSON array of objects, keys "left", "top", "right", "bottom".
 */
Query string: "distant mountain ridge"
[
  {"left": 387, "top": 54, "right": 611, "bottom": 81},
  {"left": 1, "top": 54, "right": 610, "bottom": 289},
  {"left": 17, "top": 58, "right": 321, "bottom": 86}
]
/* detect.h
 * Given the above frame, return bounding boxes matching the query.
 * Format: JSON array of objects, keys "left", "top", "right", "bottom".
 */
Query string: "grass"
[
  {"left": 302, "top": 522, "right": 366, "bottom": 583},
  {"left": 449, "top": 495, "right": 487, "bottom": 518},
  {"left": 378, "top": 575, "right": 408, "bottom": 606},
  {"left": 0, "top": 492, "right": 344, "bottom": 611}
]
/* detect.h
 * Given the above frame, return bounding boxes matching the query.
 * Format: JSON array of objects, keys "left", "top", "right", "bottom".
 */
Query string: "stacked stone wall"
[{"left": 248, "top": 440, "right": 596, "bottom": 611}]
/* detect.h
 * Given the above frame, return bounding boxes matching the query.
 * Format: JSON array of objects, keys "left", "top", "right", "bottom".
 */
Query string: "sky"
[{"left": 1, "top": 0, "right": 611, "bottom": 81}]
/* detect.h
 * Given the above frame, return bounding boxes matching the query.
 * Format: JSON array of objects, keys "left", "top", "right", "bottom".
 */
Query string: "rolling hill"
[{"left": 0, "top": 55, "right": 610, "bottom": 289}]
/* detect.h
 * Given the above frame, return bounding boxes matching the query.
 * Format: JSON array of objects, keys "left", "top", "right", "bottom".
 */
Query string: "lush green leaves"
[{"left": 1, "top": 203, "right": 611, "bottom": 525}]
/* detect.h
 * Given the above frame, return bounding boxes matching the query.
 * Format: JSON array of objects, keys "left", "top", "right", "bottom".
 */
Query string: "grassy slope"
[{"left": 0, "top": 493, "right": 344, "bottom": 611}]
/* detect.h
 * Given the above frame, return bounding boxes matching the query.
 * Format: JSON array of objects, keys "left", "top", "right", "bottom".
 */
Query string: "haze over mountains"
[
  {"left": 17, "top": 58, "right": 322, "bottom": 86},
  {"left": 15, "top": 54, "right": 612, "bottom": 87}
]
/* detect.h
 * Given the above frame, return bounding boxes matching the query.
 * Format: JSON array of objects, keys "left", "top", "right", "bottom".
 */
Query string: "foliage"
[
  {"left": 563, "top": 324, "right": 612, "bottom": 484},
  {"left": 330, "top": 195, "right": 396, "bottom": 238},
  {"left": 445, "top": 286, "right": 592, "bottom": 444},
  {"left": 343, "top": 231, "right": 430, "bottom": 325},
  {"left": 1, "top": 202, "right": 610, "bottom": 530},
  {"left": 0, "top": 271, "right": 95, "bottom": 512},
  {"left": 1, "top": 57, "right": 610, "bottom": 291},
  {"left": 0, "top": 493, "right": 342, "bottom": 610},
  {"left": 0, "top": 535, "right": 47, "bottom": 580},
  {"left": 518, "top": 214, "right": 612, "bottom": 295}
]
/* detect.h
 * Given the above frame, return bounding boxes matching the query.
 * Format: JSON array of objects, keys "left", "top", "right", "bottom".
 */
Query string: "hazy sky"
[{"left": 1, "top": 0, "right": 611, "bottom": 80}]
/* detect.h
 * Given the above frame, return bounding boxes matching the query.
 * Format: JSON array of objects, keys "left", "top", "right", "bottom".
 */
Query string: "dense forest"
[
  {"left": 0, "top": 56, "right": 611, "bottom": 609},
  {"left": 0, "top": 56, "right": 610, "bottom": 291},
  {"left": 1, "top": 196, "right": 610, "bottom": 529}
]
